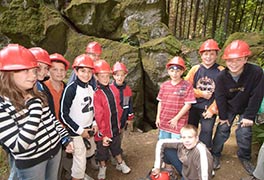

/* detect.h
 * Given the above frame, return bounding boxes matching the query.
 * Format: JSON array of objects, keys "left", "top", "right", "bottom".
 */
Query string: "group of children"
[
  {"left": 0, "top": 42, "right": 134, "bottom": 180},
  {"left": 0, "top": 38, "right": 263, "bottom": 180},
  {"left": 152, "top": 39, "right": 264, "bottom": 180}
]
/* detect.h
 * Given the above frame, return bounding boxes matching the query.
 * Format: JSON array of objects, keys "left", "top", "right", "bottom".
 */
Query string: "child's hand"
[
  {"left": 241, "top": 118, "right": 253, "bottom": 127},
  {"left": 92, "top": 125, "right": 98, "bottom": 134},
  {"left": 102, "top": 137, "right": 112, "bottom": 146},
  {"left": 65, "top": 141, "right": 74, "bottom": 153},
  {"left": 202, "top": 90, "right": 213, "bottom": 100},
  {"left": 202, "top": 110, "right": 213, "bottom": 119},
  {"left": 151, "top": 168, "right": 160, "bottom": 177},
  {"left": 81, "top": 129, "right": 89, "bottom": 138},
  {"left": 169, "top": 118, "right": 178, "bottom": 129},
  {"left": 155, "top": 118, "right": 160, "bottom": 128}
]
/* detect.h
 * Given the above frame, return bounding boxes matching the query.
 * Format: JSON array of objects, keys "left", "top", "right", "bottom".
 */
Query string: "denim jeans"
[
  {"left": 16, "top": 149, "right": 62, "bottom": 180},
  {"left": 158, "top": 130, "right": 181, "bottom": 140},
  {"left": 163, "top": 148, "right": 182, "bottom": 176},
  {"left": 212, "top": 113, "right": 252, "bottom": 160},
  {"left": 8, "top": 155, "right": 18, "bottom": 180},
  {"left": 188, "top": 107, "right": 216, "bottom": 148}
]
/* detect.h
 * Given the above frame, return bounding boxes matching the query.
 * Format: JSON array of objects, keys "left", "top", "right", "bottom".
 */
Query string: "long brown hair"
[{"left": 0, "top": 71, "right": 48, "bottom": 110}]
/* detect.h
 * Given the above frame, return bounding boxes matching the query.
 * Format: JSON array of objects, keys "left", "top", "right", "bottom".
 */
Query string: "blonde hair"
[
  {"left": 0, "top": 71, "right": 47, "bottom": 110},
  {"left": 180, "top": 124, "right": 199, "bottom": 137}
]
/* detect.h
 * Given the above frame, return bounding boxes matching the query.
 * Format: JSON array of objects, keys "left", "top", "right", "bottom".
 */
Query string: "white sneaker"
[
  {"left": 84, "top": 173, "right": 94, "bottom": 180},
  {"left": 116, "top": 161, "right": 131, "bottom": 174},
  {"left": 98, "top": 166, "right": 106, "bottom": 180}
]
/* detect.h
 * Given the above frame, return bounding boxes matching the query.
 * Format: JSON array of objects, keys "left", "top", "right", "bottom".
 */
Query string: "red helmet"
[
  {"left": 199, "top": 39, "right": 220, "bottom": 53},
  {"left": 150, "top": 171, "right": 170, "bottom": 180},
  {"left": 0, "top": 44, "right": 38, "bottom": 71},
  {"left": 85, "top": 41, "right": 102, "bottom": 55},
  {"left": 112, "top": 61, "right": 128, "bottom": 74},
  {"left": 29, "top": 47, "right": 51, "bottom": 66},
  {"left": 94, "top": 59, "right": 112, "bottom": 74},
  {"left": 72, "top": 54, "right": 94, "bottom": 69},
  {"left": 49, "top": 53, "right": 70, "bottom": 70},
  {"left": 222, "top": 40, "right": 251, "bottom": 60},
  {"left": 166, "top": 56, "right": 186, "bottom": 70}
]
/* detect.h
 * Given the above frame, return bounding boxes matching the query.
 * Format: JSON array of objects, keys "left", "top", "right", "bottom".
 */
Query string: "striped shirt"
[
  {"left": 157, "top": 80, "right": 196, "bottom": 134},
  {"left": 0, "top": 96, "right": 68, "bottom": 169}
]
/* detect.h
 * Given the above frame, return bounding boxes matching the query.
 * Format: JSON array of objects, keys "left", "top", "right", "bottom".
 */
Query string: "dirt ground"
[{"left": 83, "top": 124, "right": 260, "bottom": 180}]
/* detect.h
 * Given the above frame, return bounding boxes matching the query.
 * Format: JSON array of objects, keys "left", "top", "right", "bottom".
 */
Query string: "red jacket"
[{"left": 94, "top": 84, "right": 123, "bottom": 141}]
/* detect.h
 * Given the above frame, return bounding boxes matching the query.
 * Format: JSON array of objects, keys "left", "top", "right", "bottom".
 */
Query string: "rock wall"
[{"left": 1, "top": 0, "right": 263, "bottom": 131}]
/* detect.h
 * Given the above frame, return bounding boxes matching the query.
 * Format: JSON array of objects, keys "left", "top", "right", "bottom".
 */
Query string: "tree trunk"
[
  {"left": 168, "top": 0, "right": 177, "bottom": 36},
  {"left": 179, "top": 0, "right": 185, "bottom": 38},
  {"left": 183, "top": 0, "right": 188, "bottom": 38},
  {"left": 238, "top": 0, "right": 247, "bottom": 31},
  {"left": 250, "top": 1, "right": 259, "bottom": 31},
  {"left": 231, "top": 0, "right": 240, "bottom": 33},
  {"left": 187, "top": 0, "right": 194, "bottom": 39},
  {"left": 202, "top": 0, "right": 211, "bottom": 37},
  {"left": 192, "top": 0, "right": 201, "bottom": 39},
  {"left": 254, "top": 0, "right": 264, "bottom": 31},
  {"left": 223, "top": 0, "right": 231, "bottom": 40},
  {"left": 211, "top": 0, "right": 220, "bottom": 38}
]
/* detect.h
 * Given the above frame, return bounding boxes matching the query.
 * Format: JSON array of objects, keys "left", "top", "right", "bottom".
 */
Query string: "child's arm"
[
  {"left": 195, "top": 143, "right": 213, "bottom": 180},
  {"left": 60, "top": 86, "right": 84, "bottom": 136},
  {"left": 155, "top": 101, "right": 161, "bottom": 128},
  {"left": 169, "top": 103, "right": 192, "bottom": 128},
  {"left": 0, "top": 98, "right": 42, "bottom": 153},
  {"left": 153, "top": 138, "right": 182, "bottom": 169},
  {"left": 203, "top": 100, "right": 218, "bottom": 119},
  {"left": 185, "top": 65, "right": 210, "bottom": 99}
]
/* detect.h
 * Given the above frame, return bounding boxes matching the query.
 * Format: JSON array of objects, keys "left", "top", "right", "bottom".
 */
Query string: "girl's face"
[
  {"left": 37, "top": 62, "right": 49, "bottom": 81},
  {"left": 49, "top": 62, "right": 66, "bottom": 82},
  {"left": 96, "top": 73, "right": 110, "bottom": 86},
  {"left": 181, "top": 129, "right": 199, "bottom": 149},
  {"left": 225, "top": 57, "right": 247, "bottom": 76},
  {"left": 113, "top": 70, "right": 127, "bottom": 86},
  {"left": 74, "top": 67, "right": 93, "bottom": 83},
  {"left": 201, "top": 50, "right": 217, "bottom": 68},
  {"left": 13, "top": 68, "right": 37, "bottom": 91}
]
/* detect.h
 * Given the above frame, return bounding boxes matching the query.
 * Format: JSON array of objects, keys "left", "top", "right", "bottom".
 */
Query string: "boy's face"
[
  {"left": 225, "top": 57, "right": 247, "bottom": 76},
  {"left": 49, "top": 62, "right": 66, "bottom": 82},
  {"left": 201, "top": 50, "right": 217, "bottom": 67},
  {"left": 74, "top": 67, "right": 93, "bottom": 83},
  {"left": 96, "top": 73, "right": 110, "bottom": 86},
  {"left": 113, "top": 70, "right": 127, "bottom": 86},
  {"left": 181, "top": 129, "right": 199, "bottom": 149},
  {"left": 87, "top": 53, "right": 100, "bottom": 62},
  {"left": 168, "top": 67, "right": 184, "bottom": 82},
  {"left": 37, "top": 62, "right": 49, "bottom": 81}
]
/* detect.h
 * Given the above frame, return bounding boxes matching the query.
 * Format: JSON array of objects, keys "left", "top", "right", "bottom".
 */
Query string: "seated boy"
[{"left": 152, "top": 124, "right": 213, "bottom": 180}]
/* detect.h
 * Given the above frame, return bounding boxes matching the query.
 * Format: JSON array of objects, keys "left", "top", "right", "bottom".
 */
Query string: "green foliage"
[
  {"left": 0, "top": 148, "right": 8, "bottom": 179},
  {"left": 214, "top": 27, "right": 226, "bottom": 48},
  {"left": 252, "top": 124, "right": 264, "bottom": 144}
]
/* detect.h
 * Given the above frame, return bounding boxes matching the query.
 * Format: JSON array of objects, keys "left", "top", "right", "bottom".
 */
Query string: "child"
[
  {"left": 185, "top": 39, "right": 224, "bottom": 149},
  {"left": 112, "top": 61, "right": 134, "bottom": 131},
  {"left": 152, "top": 124, "right": 213, "bottom": 180},
  {"left": 0, "top": 44, "right": 73, "bottom": 180},
  {"left": 67, "top": 41, "right": 102, "bottom": 89},
  {"left": 93, "top": 60, "right": 131, "bottom": 180},
  {"left": 212, "top": 40, "right": 264, "bottom": 175},
  {"left": 156, "top": 56, "right": 196, "bottom": 139},
  {"left": 60, "top": 54, "right": 97, "bottom": 180},
  {"left": 29, "top": 47, "right": 51, "bottom": 88},
  {"left": 44, "top": 53, "right": 69, "bottom": 121}
]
